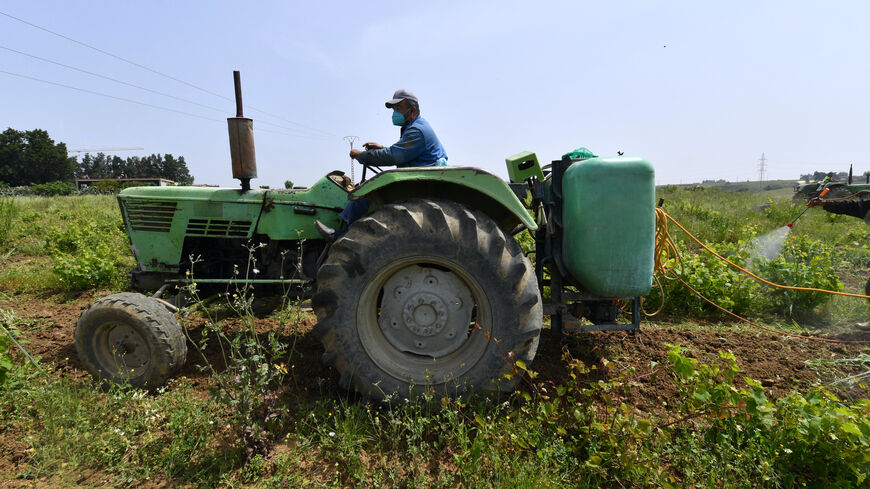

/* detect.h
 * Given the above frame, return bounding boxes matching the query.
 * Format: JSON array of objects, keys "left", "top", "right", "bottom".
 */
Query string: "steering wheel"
[{"left": 358, "top": 160, "right": 382, "bottom": 183}]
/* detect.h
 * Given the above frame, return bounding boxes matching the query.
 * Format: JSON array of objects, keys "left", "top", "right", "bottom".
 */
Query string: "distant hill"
[{"left": 664, "top": 179, "right": 796, "bottom": 193}]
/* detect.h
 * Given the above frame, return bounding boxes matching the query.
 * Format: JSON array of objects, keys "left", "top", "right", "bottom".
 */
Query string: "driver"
[
  {"left": 350, "top": 89, "right": 448, "bottom": 168},
  {"left": 315, "top": 89, "right": 448, "bottom": 241}
]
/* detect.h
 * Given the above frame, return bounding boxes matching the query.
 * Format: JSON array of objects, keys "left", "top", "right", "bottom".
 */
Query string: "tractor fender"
[{"left": 351, "top": 166, "right": 537, "bottom": 232}]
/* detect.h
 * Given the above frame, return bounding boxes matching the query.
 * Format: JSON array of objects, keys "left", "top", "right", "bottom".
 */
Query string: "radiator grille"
[
  {"left": 186, "top": 219, "right": 252, "bottom": 237},
  {"left": 124, "top": 200, "right": 177, "bottom": 232}
]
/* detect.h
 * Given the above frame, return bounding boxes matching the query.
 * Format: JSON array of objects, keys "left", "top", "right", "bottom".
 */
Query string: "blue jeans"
[
  {"left": 337, "top": 160, "right": 446, "bottom": 233},
  {"left": 336, "top": 198, "right": 371, "bottom": 237}
]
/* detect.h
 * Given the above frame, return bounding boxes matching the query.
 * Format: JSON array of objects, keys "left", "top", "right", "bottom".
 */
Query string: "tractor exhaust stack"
[{"left": 227, "top": 70, "right": 257, "bottom": 191}]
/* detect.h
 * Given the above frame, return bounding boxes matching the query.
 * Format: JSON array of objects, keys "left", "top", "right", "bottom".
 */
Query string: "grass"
[
  {"left": 0, "top": 189, "right": 868, "bottom": 487},
  {"left": 0, "top": 194, "right": 132, "bottom": 293}
]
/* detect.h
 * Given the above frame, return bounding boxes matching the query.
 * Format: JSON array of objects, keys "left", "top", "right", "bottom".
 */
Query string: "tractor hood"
[{"left": 120, "top": 186, "right": 267, "bottom": 204}]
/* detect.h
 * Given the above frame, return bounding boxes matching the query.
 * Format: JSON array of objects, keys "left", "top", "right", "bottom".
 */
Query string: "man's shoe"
[
  {"left": 314, "top": 220, "right": 336, "bottom": 242},
  {"left": 856, "top": 321, "right": 870, "bottom": 332}
]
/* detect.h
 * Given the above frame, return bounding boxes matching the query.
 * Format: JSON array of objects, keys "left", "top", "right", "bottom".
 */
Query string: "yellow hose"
[
  {"left": 650, "top": 207, "right": 870, "bottom": 344},
  {"left": 657, "top": 208, "right": 870, "bottom": 300}
]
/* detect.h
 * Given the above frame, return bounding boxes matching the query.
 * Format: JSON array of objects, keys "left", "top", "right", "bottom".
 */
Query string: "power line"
[
  {"left": 0, "top": 44, "right": 228, "bottom": 114},
  {"left": 0, "top": 9, "right": 338, "bottom": 138},
  {"left": 0, "top": 69, "right": 332, "bottom": 140},
  {"left": 0, "top": 10, "right": 228, "bottom": 100},
  {"left": 0, "top": 69, "right": 224, "bottom": 122},
  {"left": 0, "top": 44, "right": 332, "bottom": 139}
]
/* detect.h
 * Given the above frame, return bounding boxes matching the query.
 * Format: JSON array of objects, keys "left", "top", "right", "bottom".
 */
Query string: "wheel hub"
[
  {"left": 402, "top": 292, "right": 447, "bottom": 336},
  {"left": 379, "top": 265, "right": 474, "bottom": 357},
  {"left": 105, "top": 324, "right": 149, "bottom": 371}
]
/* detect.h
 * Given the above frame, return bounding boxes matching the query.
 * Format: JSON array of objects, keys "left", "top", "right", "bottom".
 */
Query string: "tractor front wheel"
[
  {"left": 75, "top": 292, "right": 187, "bottom": 388},
  {"left": 313, "top": 199, "right": 542, "bottom": 400}
]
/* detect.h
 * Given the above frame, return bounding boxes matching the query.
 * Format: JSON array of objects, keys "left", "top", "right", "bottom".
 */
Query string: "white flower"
[{"left": 328, "top": 431, "right": 335, "bottom": 437}]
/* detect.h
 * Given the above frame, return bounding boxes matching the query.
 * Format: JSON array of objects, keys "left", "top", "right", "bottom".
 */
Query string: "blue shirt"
[{"left": 357, "top": 116, "right": 447, "bottom": 168}]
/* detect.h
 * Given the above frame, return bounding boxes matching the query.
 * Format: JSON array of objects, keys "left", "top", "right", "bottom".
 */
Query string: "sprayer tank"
[{"left": 561, "top": 156, "right": 655, "bottom": 297}]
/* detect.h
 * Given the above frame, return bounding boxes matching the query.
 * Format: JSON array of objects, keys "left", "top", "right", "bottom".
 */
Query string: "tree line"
[
  {"left": 75, "top": 152, "right": 192, "bottom": 184},
  {"left": 0, "top": 127, "right": 193, "bottom": 187}
]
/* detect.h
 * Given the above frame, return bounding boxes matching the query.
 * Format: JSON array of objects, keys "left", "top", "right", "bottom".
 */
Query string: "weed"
[
  {"left": 0, "top": 195, "right": 133, "bottom": 292},
  {"left": 0, "top": 196, "right": 17, "bottom": 250},
  {"left": 806, "top": 353, "right": 870, "bottom": 387},
  {"left": 502, "top": 345, "right": 870, "bottom": 488},
  {"left": 47, "top": 220, "right": 129, "bottom": 291},
  {"left": 654, "top": 221, "right": 847, "bottom": 320},
  {"left": 0, "top": 323, "right": 12, "bottom": 387},
  {"left": 181, "top": 243, "right": 298, "bottom": 461},
  {"left": 2, "top": 374, "right": 235, "bottom": 485}
]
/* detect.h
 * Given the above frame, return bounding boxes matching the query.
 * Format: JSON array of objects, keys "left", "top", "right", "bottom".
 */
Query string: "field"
[{"left": 1, "top": 188, "right": 869, "bottom": 488}]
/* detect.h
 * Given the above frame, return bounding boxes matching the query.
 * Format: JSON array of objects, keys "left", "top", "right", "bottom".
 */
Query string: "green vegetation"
[
  {"left": 0, "top": 187, "right": 868, "bottom": 487},
  {"left": 655, "top": 185, "right": 870, "bottom": 323},
  {"left": 2, "top": 338, "right": 867, "bottom": 487},
  {"left": 29, "top": 180, "right": 77, "bottom": 196},
  {"left": 47, "top": 220, "right": 131, "bottom": 291},
  {"left": 0, "top": 318, "right": 14, "bottom": 386},
  {"left": 0, "top": 196, "right": 17, "bottom": 249},
  {"left": 0, "top": 194, "right": 133, "bottom": 293}
]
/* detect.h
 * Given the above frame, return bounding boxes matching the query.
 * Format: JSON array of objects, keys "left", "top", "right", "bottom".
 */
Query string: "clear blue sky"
[{"left": 2, "top": 1, "right": 868, "bottom": 187}]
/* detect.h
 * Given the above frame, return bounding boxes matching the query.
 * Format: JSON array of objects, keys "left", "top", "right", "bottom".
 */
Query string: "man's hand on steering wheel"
[{"left": 349, "top": 148, "right": 381, "bottom": 179}]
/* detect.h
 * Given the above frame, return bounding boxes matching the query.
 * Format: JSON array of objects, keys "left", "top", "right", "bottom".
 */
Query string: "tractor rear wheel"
[
  {"left": 313, "top": 199, "right": 542, "bottom": 400},
  {"left": 75, "top": 292, "right": 187, "bottom": 389}
]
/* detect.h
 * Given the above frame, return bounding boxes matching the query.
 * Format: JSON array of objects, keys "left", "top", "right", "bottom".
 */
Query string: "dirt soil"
[
  {"left": 535, "top": 326, "right": 869, "bottom": 415},
  {"left": 1, "top": 292, "right": 868, "bottom": 486}
]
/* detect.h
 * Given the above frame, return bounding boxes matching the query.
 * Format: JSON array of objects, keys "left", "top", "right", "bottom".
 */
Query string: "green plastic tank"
[{"left": 561, "top": 156, "right": 655, "bottom": 297}]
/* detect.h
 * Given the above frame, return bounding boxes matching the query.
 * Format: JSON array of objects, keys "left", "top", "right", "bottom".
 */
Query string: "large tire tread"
[{"left": 313, "top": 199, "right": 542, "bottom": 400}]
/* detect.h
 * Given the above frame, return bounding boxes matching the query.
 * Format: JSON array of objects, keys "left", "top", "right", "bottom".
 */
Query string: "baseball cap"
[{"left": 385, "top": 89, "right": 418, "bottom": 108}]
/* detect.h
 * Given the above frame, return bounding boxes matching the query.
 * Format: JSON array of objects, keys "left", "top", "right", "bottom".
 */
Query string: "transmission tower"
[
  {"left": 343, "top": 136, "right": 359, "bottom": 182},
  {"left": 758, "top": 152, "right": 767, "bottom": 184}
]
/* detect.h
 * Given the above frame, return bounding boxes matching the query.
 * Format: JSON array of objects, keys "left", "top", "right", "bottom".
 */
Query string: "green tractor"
[
  {"left": 793, "top": 167, "right": 870, "bottom": 203},
  {"left": 75, "top": 75, "right": 656, "bottom": 399}
]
